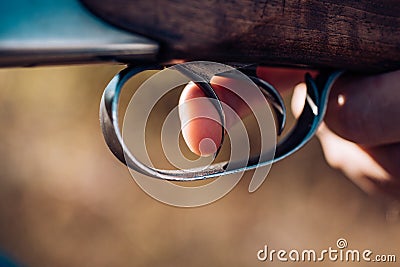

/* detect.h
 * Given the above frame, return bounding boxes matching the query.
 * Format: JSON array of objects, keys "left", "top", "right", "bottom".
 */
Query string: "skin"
[
  {"left": 179, "top": 68, "right": 309, "bottom": 155},
  {"left": 179, "top": 67, "right": 400, "bottom": 199}
]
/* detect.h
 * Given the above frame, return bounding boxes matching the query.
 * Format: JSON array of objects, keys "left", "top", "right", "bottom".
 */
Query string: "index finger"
[{"left": 179, "top": 67, "right": 313, "bottom": 156}]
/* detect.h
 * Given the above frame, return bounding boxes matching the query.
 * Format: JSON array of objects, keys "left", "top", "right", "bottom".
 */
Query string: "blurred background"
[{"left": 0, "top": 65, "right": 399, "bottom": 267}]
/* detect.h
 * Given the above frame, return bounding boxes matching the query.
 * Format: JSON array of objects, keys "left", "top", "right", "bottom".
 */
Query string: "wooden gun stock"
[{"left": 81, "top": 0, "right": 400, "bottom": 73}]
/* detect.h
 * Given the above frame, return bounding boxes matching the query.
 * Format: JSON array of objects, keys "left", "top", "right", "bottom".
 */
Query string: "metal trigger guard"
[{"left": 100, "top": 64, "right": 343, "bottom": 181}]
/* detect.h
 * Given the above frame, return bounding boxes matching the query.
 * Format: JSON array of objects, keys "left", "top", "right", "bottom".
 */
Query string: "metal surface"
[
  {"left": 100, "top": 64, "right": 343, "bottom": 181},
  {"left": 0, "top": 0, "right": 159, "bottom": 67}
]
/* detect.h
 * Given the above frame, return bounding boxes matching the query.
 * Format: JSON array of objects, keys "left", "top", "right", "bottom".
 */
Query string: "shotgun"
[{"left": 1, "top": 0, "right": 399, "bottom": 182}]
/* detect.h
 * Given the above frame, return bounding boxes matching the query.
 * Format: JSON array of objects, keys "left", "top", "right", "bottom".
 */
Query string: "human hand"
[
  {"left": 316, "top": 70, "right": 400, "bottom": 198},
  {"left": 179, "top": 67, "right": 400, "bottom": 199}
]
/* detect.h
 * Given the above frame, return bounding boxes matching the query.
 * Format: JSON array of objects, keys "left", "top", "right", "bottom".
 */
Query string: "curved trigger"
[{"left": 247, "top": 76, "right": 286, "bottom": 135}]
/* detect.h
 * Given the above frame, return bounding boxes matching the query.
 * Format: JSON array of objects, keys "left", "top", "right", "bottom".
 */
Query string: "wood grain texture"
[{"left": 81, "top": 0, "right": 400, "bottom": 72}]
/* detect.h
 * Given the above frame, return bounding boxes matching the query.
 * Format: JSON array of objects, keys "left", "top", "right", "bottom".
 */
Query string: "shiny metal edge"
[{"left": 0, "top": 0, "right": 159, "bottom": 67}]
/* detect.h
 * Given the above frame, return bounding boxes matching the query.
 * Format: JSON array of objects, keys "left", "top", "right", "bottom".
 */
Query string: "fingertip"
[
  {"left": 181, "top": 118, "right": 222, "bottom": 156},
  {"left": 179, "top": 82, "right": 223, "bottom": 156},
  {"left": 291, "top": 82, "right": 307, "bottom": 118}
]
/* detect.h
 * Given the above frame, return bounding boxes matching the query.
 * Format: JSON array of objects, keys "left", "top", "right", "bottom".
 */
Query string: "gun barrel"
[{"left": 0, "top": 0, "right": 158, "bottom": 67}]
